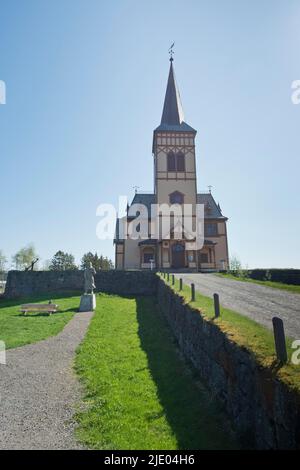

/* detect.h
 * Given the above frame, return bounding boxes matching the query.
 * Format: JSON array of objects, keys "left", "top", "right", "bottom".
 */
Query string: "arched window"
[
  {"left": 167, "top": 151, "right": 185, "bottom": 172},
  {"left": 176, "top": 152, "right": 185, "bottom": 172},
  {"left": 169, "top": 191, "right": 184, "bottom": 205},
  {"left": 167, "top": 151, "right": 176, "bottom": 171}
]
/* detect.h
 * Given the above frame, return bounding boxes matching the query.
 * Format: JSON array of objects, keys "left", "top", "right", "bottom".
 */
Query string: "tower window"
[
  {"left": 167, "top": 151, "right": 176, "bottom": 171},
  {"left": 167, "top": 151, "right": 185, "bottom": 172},
  {"left": 169, "top": 191, "right": 184, "bottom": 205},
  {"left": 176, "top": 152, "right": 185, "bottom": 171}
]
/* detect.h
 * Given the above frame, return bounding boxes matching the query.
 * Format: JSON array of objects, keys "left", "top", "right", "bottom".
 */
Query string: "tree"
[
  {"left": 229, "top": 254, "right": 248, "bottom": 278},
  {"left": 229, "top": 255, "right": 242, "bottom": 272},
  {"left": 81, "top": 252, "right": 113, "bottom": 271},
  {"left": 49, "top": 251, "right": 78, "bottom": 271},
  {"left": 0, "top": 250, "right": 7, "bottom": 273},
  {"left": 12, "top": 244, "right": 38, "bottom": 270}
]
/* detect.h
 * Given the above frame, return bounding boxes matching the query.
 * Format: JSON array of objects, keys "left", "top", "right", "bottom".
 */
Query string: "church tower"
[
  {"left": 153, "top": 57, "right": 197, "bottom": 207},
  {"left": 153, "top": 57, "right": 199, "bottom": 269}
]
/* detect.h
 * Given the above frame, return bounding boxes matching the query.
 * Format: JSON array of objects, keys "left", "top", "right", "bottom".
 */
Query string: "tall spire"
[
  {"left": 154, "top": 55, "right": 196, "bottom": 133},
  {"left": 161, "top": 59, "right": 185, "bottom": 126}
]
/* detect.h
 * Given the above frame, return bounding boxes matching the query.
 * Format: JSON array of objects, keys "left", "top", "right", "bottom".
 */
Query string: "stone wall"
[
  {"left": 157, "top": 279, "right": 300, "bottom": 449},
  {"left": 94, "top": 270, "right": 158, "bottom": 296},
  {"left": 4, "top": 270, "right": 300, "bottom": 448},
  {"left": 4, "top": 270, "right": 157, "bottom": 299}
]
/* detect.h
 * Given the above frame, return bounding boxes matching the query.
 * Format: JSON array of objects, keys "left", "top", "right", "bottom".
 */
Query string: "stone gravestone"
[{"left": 79, "top": 263, "right": 96, "bottom": 312}]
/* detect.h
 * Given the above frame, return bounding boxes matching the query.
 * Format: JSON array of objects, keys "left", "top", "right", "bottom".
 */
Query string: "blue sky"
[{"left": 0, "top": 0, "right": 299, "bottom": 268}]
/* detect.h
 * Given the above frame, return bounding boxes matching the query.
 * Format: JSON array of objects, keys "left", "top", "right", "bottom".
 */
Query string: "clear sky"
[{"left": 0, "top": 0, "right": 299, "bottom": 268}]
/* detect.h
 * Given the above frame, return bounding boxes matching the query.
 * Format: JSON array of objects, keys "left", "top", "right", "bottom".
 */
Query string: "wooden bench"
[{"left": 20, "top": 303, "right": 58, "bottom": 316}]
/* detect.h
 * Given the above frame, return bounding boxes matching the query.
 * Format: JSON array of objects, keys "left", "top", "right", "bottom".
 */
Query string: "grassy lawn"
[
  {"left": 161, "top": 275, "right": 300, "bottom": 392},
  {"left": 0, "top": 292, "right": 80, "bottom": 349},
  {"left": 216, "top": 272, "right": 300, "bottom": 294},
  {"left": 75, "top": 294, "right": 237, "bottom": 450}
]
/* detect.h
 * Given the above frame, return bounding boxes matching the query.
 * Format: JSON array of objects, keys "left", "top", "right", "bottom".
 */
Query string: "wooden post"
[
  {"left": 272, "top": 317, "right": 288, "bottom": 363},
  {"left": 167, "top": 273, "right": 169, "bottom": 282},
  {"left": 179, "top": 278, "right": 183, "bottom": 291},
  {"left": 172, "top": 274, "right": 175, "bottom": 285},
  {"left": 191, "top": 283, "right": 195, "bottom": 301},
  {"left": 213, "top": 293, "right": 220, "bottom": 318}
]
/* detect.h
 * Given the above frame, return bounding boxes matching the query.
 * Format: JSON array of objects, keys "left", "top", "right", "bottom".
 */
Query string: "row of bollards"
[{"left": 161, "top": 272, "right": 287, "bottom": 364}]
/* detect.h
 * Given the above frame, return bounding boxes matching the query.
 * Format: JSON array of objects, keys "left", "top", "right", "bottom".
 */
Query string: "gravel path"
[
  {"left": 0, "top": 311, "right": 93, "bottom": 450},
  {"left": 174, "top": 273, "right": 300, "bottom": 339}
]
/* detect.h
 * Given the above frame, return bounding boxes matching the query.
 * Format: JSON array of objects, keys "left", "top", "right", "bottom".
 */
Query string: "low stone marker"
[
  {"left": 191, "top": 283, "right": 195, "bottom": 301},
  {"left": 179, "top": 278, "right": 183, "bottom": 291},
  {"left": 213, "top": 293, "right": 220, "bottom": 318},
  {"left": 272, "top": 317, "right": 288, "bottom": 363}
]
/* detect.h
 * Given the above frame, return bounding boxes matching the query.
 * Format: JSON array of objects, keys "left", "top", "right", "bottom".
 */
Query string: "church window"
[
  {"left": 169, "top": 191, "right": 184, "bottom": 205},
  {"left": 167, "top": 151, "right": 176, "bottom": 171},
  {"left": 205, "top": 223, "right": 218, "bottom": 236},
  {"left": 167, "top": 151, "right": 185, "bottom": 172},
  {"left": 200, "top": 253, "right": 209, "bottom": 263},
  {"left": 143, "top": 251, "right": 154, "bottom": 263},
  {"left": 176, "top": 152, "right": 185, "bottom": 171}
]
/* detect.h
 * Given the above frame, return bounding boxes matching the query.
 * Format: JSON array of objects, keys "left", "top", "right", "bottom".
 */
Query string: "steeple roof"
[
  {"left": 155, "top": 59, "right": 196, "bottom": 133},
  {"left": 161, "top": 60, "right": 184, "bottom": 126}
]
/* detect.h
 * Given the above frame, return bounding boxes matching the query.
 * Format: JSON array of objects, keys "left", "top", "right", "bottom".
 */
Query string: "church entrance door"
[{"left": 171, "top": 243, "right": 185, "bottom": 268}]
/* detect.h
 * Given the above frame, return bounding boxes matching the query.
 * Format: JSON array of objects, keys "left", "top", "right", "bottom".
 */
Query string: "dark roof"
[
  {"left": 138, "top": 239, "right": 158, "bottom": 246},
  {"left": 155, "top": 61, "right": 196, "bottom": 134},
  {"left": 127, "top": 192, "right": 226, "bottom": 219},
  {"left": 155, "top": 122, "right": 196, "bottom": 133},
  {"left": 129, "top": 193, "right": 156, "bottom": 213},
  {"left": 197, "top": 193, "right": 227, "bottom": 220},
  {"left": 114, "top": 192, "right": 227, "bottom": 243}
]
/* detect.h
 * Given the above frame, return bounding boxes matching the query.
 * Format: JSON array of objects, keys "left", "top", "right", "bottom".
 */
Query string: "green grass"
[
  {"left": 161, "top": 275, "right": 300, "bottom": 392},
  {"left": 0, "top": 292, "right": 80, "bottom": 349},
  {"left": 75, "top": 294, "right": 237, "bottom": 450},
  {"left": 216, "top": 272, "right": 300, "bottom": 294}
]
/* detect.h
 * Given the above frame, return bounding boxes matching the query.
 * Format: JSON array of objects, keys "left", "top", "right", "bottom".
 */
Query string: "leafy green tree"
[
  {"left": 81, "top": 252, "right": 113, "bottom": 271},
  {"left": 12, "top": 244, "right": 38, "bottom": 270},
  {"left": 49, "top": 251, "right": 78, "bottom": 271},
  {"left": 0, "top": 250, "right": 7, "bottom": 273}
]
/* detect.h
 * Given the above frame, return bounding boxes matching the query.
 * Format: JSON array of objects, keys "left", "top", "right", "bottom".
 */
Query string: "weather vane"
[
  {"left": 208, "top": 185, "right": 213, "bottom": 193},
  {"left": 169, "top": 42, "right": 175, "bottom": 61}
]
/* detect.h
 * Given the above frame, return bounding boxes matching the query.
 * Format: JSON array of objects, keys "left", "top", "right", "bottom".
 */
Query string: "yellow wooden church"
[{"left": 114, "top": 57, "right": 229, "bottom": 271}]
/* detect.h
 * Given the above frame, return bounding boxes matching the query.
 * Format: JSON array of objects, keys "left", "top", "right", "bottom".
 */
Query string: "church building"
[{"left": 114, "top": 57, "right": 229, "bottom": 271}]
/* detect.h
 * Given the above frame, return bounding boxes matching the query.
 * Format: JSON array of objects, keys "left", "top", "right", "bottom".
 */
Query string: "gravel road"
[
  {"left": 174, "top": 273, "right": 300, "bottom": 339},
  {"left": 0, "top": 311, "right": 93, "bottom": 450}
]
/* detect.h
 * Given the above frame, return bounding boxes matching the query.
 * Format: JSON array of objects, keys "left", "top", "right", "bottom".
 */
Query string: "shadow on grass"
[
  {"left": 135, "top": 297, "right": 238, "bottom": 450},
  {"left": 0, "top": 291, "right": 81, "bottom": 309},
  {"left": 14, "top": 307, "right": 77, "bottom": 317}
]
